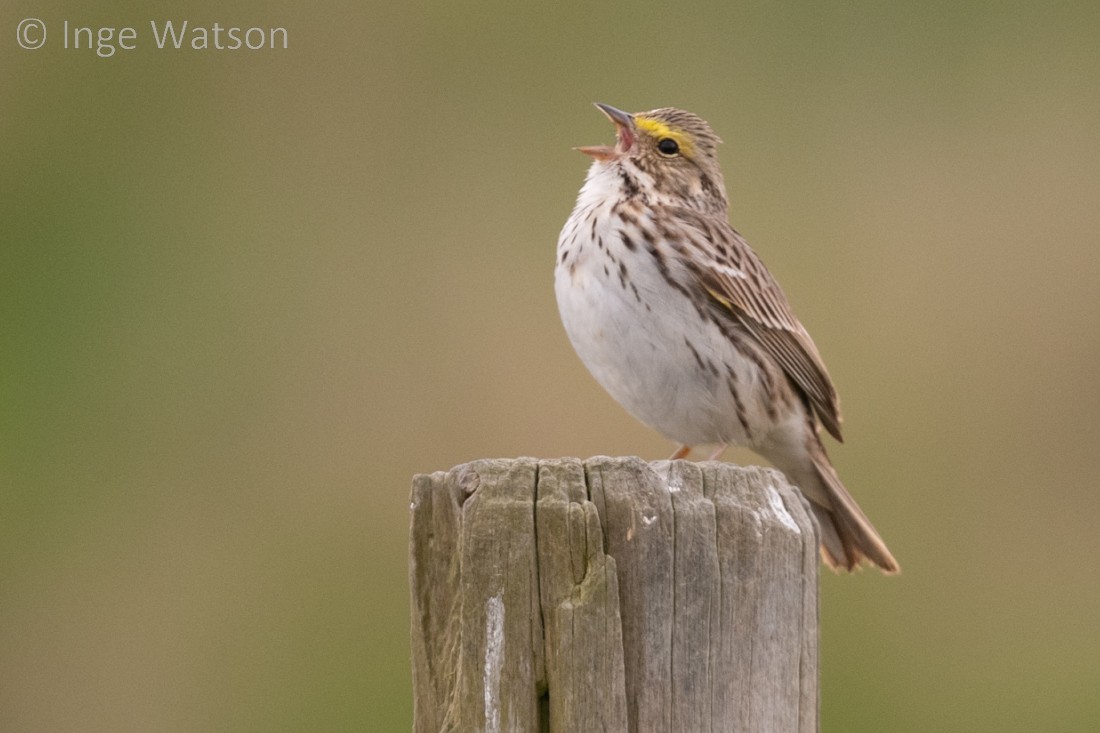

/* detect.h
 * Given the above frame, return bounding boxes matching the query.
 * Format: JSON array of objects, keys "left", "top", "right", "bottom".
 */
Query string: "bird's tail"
[
  {"left": 804, "top": 444, "right": 899, "bottom": 574},
  {"left": 764, "top": 436, "right": 900, "bottom": 574}
]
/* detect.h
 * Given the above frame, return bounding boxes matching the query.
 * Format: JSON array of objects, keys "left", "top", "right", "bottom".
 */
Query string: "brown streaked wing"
[{"left": 670, "top": 206, "right": 844, "bottom": 441}]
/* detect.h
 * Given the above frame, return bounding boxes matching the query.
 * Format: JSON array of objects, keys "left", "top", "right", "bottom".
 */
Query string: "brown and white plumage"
[{"left": 556, "top": 104, "right": 898, "bottom": 573}]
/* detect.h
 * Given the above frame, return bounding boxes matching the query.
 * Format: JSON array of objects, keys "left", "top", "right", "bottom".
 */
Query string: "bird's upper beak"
[{"left": 576, "top": 103, "right": 635, "bottom": 160}]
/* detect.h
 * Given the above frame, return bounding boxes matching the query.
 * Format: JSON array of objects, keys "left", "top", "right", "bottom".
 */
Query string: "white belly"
[{"left": 555, "top": 209, "right": 775, "bottom": 448}]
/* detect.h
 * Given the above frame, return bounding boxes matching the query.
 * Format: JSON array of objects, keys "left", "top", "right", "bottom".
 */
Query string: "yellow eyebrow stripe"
[{"left": 634, "top": 116, "right": 695, "bottom": 157}]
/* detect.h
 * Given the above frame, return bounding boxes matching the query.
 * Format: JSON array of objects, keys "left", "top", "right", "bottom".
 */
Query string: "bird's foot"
[
  {"left": 669, "top": 444, "right": 692, "bottom": 460},
  {"left": 706, "top": 444, "right": 729, "bottom": 461}
]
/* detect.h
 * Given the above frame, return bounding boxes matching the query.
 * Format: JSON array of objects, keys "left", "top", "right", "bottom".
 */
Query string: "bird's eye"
[{"left": 657, "top": 138, "right": 680, "bottom": 156}]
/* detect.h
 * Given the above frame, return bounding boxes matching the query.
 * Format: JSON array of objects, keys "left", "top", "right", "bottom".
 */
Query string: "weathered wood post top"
[{"left": 409, "top": 456, "right": 820, "bottom": 733}]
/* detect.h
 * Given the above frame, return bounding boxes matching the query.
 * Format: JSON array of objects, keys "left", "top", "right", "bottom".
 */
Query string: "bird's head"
[{"left": 577, "top": 103, "right": 727, "bottom": 212}]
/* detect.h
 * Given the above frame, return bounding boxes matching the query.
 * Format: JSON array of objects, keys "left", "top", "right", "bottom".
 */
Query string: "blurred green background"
[{"left": 2, "top": 1, "right": 1098, "bottom": 730}]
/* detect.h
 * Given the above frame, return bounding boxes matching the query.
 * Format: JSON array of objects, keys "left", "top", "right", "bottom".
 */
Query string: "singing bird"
[{"left": 556, "top": 104, "right": 898, "bottom": 572}]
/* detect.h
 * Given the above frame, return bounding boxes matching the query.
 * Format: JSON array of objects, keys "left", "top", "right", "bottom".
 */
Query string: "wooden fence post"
[{"left": 409, "top": 457, "right": 819, "bottom": 732}]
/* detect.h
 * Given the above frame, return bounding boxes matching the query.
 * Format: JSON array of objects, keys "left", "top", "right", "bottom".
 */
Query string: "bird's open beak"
[{"left": 576, "top": 103, "right": 635, "bottom": 160}]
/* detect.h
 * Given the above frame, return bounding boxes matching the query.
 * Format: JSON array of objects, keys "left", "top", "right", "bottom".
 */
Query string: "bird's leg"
[
  {"left": 706, "top": 444, "right": 730, "bottom": 461},
  {"left": 669, "top": 444, "right": 692, "bottom": 460}
]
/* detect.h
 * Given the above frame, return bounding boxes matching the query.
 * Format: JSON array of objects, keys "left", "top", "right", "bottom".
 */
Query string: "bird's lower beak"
[{"left": 576, "top": 103, "right": 635, "bottom": 160}]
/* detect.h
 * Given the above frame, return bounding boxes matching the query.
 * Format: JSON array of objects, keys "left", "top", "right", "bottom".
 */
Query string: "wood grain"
[{"left": 410, "top": 458, "right": 819, "bottom": 732}]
